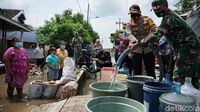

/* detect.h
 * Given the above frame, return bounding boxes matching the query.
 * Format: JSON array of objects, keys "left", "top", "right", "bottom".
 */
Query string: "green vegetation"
[
  {"left": 36, "top": 9, "right": 99, "bottom": 45},
  {"left": 175, "top": 0, "right": 200, "bottom": 14}
]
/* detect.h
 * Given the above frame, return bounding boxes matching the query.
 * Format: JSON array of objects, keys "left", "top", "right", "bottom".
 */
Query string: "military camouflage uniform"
[
  {"left": 150, "top": 9, "right": 200, "bottom": 79},
  {"left": 72, "top": 36, "right": 83, "bottom": 65}
]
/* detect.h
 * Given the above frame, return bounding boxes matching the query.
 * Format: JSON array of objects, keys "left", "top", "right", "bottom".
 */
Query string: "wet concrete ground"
[
  {"left": 0, "top": 60, "right": 160, "bottom": 112},
  {"left": 0, "top": 72, "right": 96, "bottom": 112},
  {"left": 0, "top": 74, "right": 55, "bottom": 112}
]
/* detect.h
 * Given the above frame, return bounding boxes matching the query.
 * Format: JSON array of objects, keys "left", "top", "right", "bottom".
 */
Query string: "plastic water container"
[
  {"left": 89, "top": 82, "right": 127, "bottom": 97},
  {"left": 99, "top": 67, "right": 115, "bottom": 82},
  {"left": 118, "top": 65, "right": 129, "bottom": 76},
  {"left": 181, "top": 77, "right": 200, "bottom": 109},
  {"left": 28, "top": 80, "right": 44, "bottom": 99},
  {"left": 115, "top": 73, "right": 128, "bottom": 84},
  {"left": 116, "top": 65, "right": 130, "bottom": 83},
  {"left": 160, "top": 83, "right": 196, "bottom": 112},
  {"left": 85, "top": 96, "right": 147, "bottom": 112},
  {"left": 126, "top": 75, "right": 154, "bottom": 103},
  {"left": 143, "top": 82, "right": 172, "bottom": 112},
  {"left": 163, "top": 73, "right": 172, "bottom": 84},
  {"left": 42, "top": 81, "right": 58, "bottom": 99}
]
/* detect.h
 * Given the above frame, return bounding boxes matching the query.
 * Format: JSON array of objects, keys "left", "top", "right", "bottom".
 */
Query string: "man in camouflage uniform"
[
  {"left": 72, "top": 32, "right": 83, "bottom": 65},
  {"left": 127, "top": 4, "right": 157, "bottom": 78},
  {"left": 132, "top": 0, "right": 200, "bottom": 87}
]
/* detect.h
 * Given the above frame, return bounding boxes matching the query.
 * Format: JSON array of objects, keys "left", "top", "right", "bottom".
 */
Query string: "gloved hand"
[{"left": 138, "top": 39, "right": 145, "bottom": 45}]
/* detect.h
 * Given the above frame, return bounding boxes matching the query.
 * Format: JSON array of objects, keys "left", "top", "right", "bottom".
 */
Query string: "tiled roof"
[
  {"left": 0, "top": 8, "right": 33, "bottom": 31},
  {"left": 0, "top": 14, "right": 33, "bottom": 31},
  {"left": 0, "top": 9, "right": 21, "bottom": 19}
]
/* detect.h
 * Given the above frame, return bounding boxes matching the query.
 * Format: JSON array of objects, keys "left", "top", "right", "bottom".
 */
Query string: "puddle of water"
[{"left": 0, "top": 74, "right": 55, "bottom": 112}]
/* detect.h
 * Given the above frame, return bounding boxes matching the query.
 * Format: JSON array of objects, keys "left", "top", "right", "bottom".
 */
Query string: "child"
[{"left": 46, "top": 47, "right": 59, "bottom": 81}]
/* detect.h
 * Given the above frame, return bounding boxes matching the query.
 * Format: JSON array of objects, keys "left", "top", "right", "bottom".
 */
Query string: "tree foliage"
[
  {"left": 36, "top": 9, "right": 99, "bottom": 46},
  {"left": 175, "top": 0, "right": 197, "bottom": 14},
  {"left": 109, "top": 29, "right": 122, "bottom": 43}
]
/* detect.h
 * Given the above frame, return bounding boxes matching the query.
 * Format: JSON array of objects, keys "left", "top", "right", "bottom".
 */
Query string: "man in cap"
[
  {"left": 133, "top": 0, "right": 200, "bottom": 88},
  {"left": 72, "top": 32, "right": 83, "bottom": 65},
  {"left": 127, "top": 4, "right": 157, "bottom": 78}
]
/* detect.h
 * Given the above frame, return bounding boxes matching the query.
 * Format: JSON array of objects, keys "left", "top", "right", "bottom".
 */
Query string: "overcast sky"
[{"left": 1, "top": 0, "right": 178, "bottom": 48}]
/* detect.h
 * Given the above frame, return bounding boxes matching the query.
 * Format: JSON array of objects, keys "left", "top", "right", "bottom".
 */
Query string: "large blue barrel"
[{"left": 143, "top": 82, "right": 172, "bottom": 112}]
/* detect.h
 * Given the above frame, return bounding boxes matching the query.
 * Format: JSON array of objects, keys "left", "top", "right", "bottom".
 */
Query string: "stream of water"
[
  {"left": 109, "top": 49, "right": 130, "bottom": 89},
  {"left": 109, "top": 66, "right": 119, "bottom": 89}
]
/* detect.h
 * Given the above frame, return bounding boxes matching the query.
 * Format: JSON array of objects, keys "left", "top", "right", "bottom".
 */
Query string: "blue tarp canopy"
[{"left": 0, "top": 30, "right": 38, "bottom": 43}]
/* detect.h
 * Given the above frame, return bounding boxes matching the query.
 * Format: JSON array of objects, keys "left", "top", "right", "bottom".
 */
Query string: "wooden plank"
[
  {"left": 40, "top": 99, "right": 67, "bottom": 112},
  {"left": 77, "top": 69, "right": 85, "bottom": 83},
  {"left": 27, "top": 99, "right": 68, "bottom": 112},
  {"left": 60, "top": 95, "right": 92, "bottom": 112}
]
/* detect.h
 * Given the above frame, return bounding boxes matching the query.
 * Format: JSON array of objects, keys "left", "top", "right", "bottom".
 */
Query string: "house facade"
[{"left": 0, "top": 8, "right": 33, "bottom": 60}]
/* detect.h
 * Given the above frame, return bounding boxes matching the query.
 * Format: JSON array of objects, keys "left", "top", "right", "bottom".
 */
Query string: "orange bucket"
[{"left": 98, "top": 67, "right": 115, "bottom": 82}]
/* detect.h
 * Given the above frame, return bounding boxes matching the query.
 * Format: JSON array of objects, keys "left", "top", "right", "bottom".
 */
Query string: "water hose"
[
  {"left": 113, "top": 44, "right": 165, "bottom": 82},
  {"left": 111, "top": 48, "right": 130, "bottom": 84}
]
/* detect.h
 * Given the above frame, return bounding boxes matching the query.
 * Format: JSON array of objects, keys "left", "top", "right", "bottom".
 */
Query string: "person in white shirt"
[{"left": 34, "top": 44, "right": 45, "bottom": 69}]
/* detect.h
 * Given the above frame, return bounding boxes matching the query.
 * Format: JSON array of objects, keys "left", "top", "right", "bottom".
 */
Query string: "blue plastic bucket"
[{"left": 143, "top": 82, "right": 172, "bottom": 112}]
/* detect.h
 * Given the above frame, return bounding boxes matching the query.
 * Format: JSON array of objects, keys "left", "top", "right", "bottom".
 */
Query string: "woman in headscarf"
[{"left": 93, "top": 39, "right": 103, "bottom": 55}]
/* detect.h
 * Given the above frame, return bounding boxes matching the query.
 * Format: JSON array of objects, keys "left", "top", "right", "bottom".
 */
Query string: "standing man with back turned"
[{"left": 72, "top": 32, "right": 83, "bottom": 65}]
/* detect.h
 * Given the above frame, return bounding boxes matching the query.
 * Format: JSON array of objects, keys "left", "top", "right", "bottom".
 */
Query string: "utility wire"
[{"left": 76, "top": 0, "right": 83, "bottom": 14}]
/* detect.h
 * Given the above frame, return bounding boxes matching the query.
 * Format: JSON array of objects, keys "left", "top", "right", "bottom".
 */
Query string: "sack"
[
  {"left": 59, "top": 81, "right": 78, "bottom": 99},
  {"left": 58, "top": 58, "right": 76, "bottom": 84},
  {"left": 42, "top": 82, "right": 58, "bottom": 99}
]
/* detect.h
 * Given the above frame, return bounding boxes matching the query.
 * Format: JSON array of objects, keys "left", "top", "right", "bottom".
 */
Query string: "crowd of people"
[
  {"left": 3, "top": 32, "right": 112, "bottom": 99},
  {"left": 111, "top": 0, "right": 200, "bottom": 88}
]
